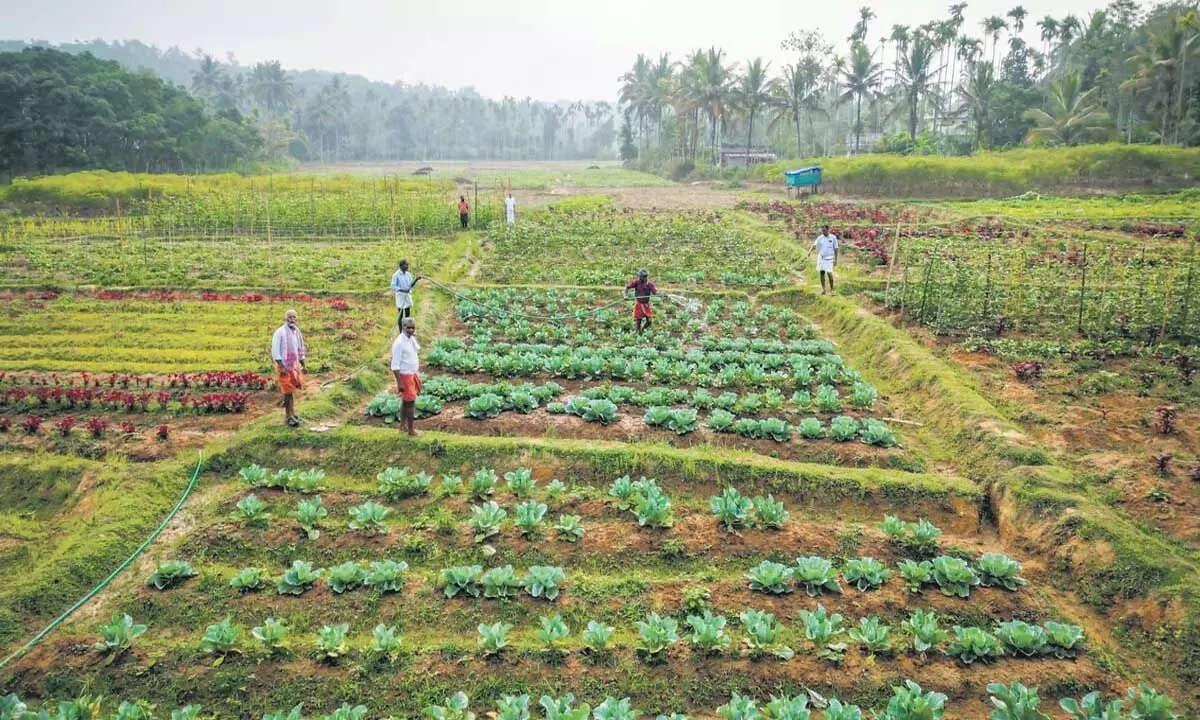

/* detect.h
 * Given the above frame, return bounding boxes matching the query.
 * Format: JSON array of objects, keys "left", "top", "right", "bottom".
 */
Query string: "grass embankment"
[
  {"left": 749, "top": 145, "right": 1200, "bottom": 198},
  {"left": 771, "top": 288, "right": 1200, "bottom": 704}
]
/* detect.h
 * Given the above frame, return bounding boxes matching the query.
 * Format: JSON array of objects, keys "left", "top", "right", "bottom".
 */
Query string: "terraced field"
[{"left": 0, "top": 174, "right": 1197, "bottom": 720}]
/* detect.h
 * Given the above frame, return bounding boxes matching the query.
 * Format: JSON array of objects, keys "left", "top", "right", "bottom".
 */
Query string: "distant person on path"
[
  {"left": 390, "top": 259, "right": 421, "bottom": 329},
  {"left": 458, "top": 195, "right": 470, "bottom": 229},
  {"left": 271, "top": 309, "right": 307, "bottom": 427},
  {"left": 806, "top": 224, "right": 840, "bottom": 295},
  {"left": 625, "top": 269, "right": 658, "bottom": 334},
  {"left": 505, "top": 191, "right": 517, "bottom": 225},
  {"left": 391, "top": 317, "right": 422, "bottom": 436}
]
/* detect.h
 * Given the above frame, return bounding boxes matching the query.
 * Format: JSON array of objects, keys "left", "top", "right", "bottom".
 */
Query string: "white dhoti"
[{"left": 817, "top": 257, "right": 835, "bottom": 273}]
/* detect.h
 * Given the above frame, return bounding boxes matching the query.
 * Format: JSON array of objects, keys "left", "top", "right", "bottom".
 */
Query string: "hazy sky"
[{"left": 2, "top": 0, "right": 1109, "bottom": 101}]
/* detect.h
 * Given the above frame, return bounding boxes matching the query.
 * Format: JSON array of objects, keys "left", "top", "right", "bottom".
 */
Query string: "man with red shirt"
[{"left": 625, "top": 269, "right": 658, "bottom": 334}]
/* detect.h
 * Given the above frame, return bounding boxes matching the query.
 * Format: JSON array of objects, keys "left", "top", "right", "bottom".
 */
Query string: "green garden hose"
[{"left": 0, "top": 452, "right": 205, "bottom": 673}]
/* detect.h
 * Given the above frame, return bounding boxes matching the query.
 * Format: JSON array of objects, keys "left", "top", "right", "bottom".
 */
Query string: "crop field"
[{"left": 0, "top": 170, "right": 1198, "bottom": 720}]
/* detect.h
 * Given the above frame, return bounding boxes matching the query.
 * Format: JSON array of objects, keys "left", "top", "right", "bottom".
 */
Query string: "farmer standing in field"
[
  {"left": 806, "top": 224, "right": 840, "bottom": 295},
  {"left": 390, "top": 259, "right": 420, "bottom": 329},
  {"left": 625, "top": 269, "right": 658, "bottom": 335},
  {"left": 504, "top": 191, "right": 517, "bottom": 225},
  {"left": 458, "top": 195, "right": 470, "bottom": 229},
  {"left": 271, "top": 309, "right": 307, "bottom": 427},
  {"left": 391, "top": 317, "right": 422, "bottom": 436}
]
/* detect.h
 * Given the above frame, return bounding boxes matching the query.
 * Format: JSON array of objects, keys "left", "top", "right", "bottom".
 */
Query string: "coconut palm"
[
  {"left": 895, "top": 31, "right": 943, "bottom": 141},
  {"left": 958, "top": 61, "right": 997, "bottom": 148},
  {"left": 770, "top": 59, "right": 825, "bottom": 157},
  {"left": 839, "top": 42, "right": 882, "bottom": 152},
  {"left": 250, "top": 60, "right": 293, "bottom": 119},
  {"left": 738, "top": 58, "right": 772, "bottom": 165},
  {"left": 694, "top": 47, "right": 736, "bottom": 164},
  {"left": 1123, "top": 16, "right": 1200, "bottom": 144},
  {"left": 1022, "top": 72, "right": 1110, "bottom": 145},
  {"left": 618, "top": 54, "right": 653, "bottom": 149}
]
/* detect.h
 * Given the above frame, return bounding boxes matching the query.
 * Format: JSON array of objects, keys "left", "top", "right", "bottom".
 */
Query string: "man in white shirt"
[
  {"left": 270, "top": 309, "right": 307, "bottom": 427},
  {"left": 389, "top": 259, "right": 421, "bottom": 330},
  {"left": 391, "top": 317, "right": 422, "bottom": 436},
  {"left": 504, "top": 192, "right": 517, "bottom": 225},
  {"left": 806, "top": 224, "right": 840, "bottom": 295}
]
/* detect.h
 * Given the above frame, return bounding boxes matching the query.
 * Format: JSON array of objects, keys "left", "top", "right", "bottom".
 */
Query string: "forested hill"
[
  {"left": 0, "top": 39, "right": 619, "bottom": 163},
  {"left": 0, "top": 48, "right": 261, "bottom": 178}
]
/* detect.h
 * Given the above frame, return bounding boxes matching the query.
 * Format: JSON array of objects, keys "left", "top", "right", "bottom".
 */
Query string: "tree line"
[
  {"left": 0, "top": 48, "right": 261, "bottom": 178},
  {"left": 0, "top": 39, "right": 619, "bottom": 165},
  {"left": 616, "top": 1, "right": 1200, "bottom": 168}
]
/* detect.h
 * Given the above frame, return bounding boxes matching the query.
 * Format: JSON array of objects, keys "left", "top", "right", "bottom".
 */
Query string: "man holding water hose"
[{"left": 625, "top": 269, "right": 658, "bottom": 335}]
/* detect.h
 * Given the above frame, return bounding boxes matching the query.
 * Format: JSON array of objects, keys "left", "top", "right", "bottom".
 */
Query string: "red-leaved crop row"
[
  {"left": 0, "top": 387, "right": 252, "bottom": 414},
  {"left": 0, "top": 370, "right": 269, "bottom": 391}
]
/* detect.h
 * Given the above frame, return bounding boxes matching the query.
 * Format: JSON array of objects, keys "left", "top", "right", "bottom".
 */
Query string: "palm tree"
[
  {"left": 649, "top": 53, "right": 675, "bottom": 146},
  {"left": 896, "top": 31, "right": 942, "bottom": 141},
  {"left": 958, "top": 61, "right": 996, "bottom": 148},
  {"left": 1038, "top": 16, "right": 1059, "bottom": 59},
  {"left": 192, "top": 54, "right": 225, "bottom": 102},
  {"left": 839, "top": 42, "right": 882, "bottom": 152},
  {"left": 1022, "top": 72, "right": 1110, "bottom": 145},
  {"left": 982, "top": 16, "right": 1008, "bottom": 67},
  {"left": 694, "top": 47, "right": 736, "bottom": 164},
  {"left": 1124, "top": 15, "right": 1200, "bottom": 144},
  {"left": 770, "top": 59, "right": 825, "bottom": 157},
  {"left": 738, "top": 58, "right": 772, "bottom": 166},
  {"left": 1007, "top": 6, "right": 1028, "bottom": 34},
  {"left": 890, "top": 24, "right": 911, "bottom": 78},
  {"left": 250, "top": 60, "right": 293, "bottom": 119},
  {"left": 850, "top": 6, "right": 876, "bottom": 43},
  {"left": 618, "top": 54, "right": 652, "bottom": 149}
]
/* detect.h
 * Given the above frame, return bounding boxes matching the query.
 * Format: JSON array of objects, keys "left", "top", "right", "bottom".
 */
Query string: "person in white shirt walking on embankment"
[
  {"left": 390, "top": 259, "right": 421, "bottom": 330},
  {"left": 391, "top": 317, "right": 422, "bottom": 437},
  {"left": 806, "top": 224, "right": 840, "bottom": 295}
]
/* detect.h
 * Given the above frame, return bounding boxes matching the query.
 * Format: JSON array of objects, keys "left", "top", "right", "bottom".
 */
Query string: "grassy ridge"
[{"left": 749, "top": 145, "right": 1200, "bottom": 198}]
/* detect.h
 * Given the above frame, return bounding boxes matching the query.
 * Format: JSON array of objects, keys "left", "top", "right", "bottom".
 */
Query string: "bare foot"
[{"left": 407, "top": 430, "right": 418, "bottom": 437}]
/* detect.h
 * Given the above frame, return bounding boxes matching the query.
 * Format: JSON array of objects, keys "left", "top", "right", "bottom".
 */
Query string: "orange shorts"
[
  {"left": 633, "top": 302, "right": 653, "bottom": 320},
  {"left": 398, "top": 373, "right": 422, "bottom": 402},
  {"left": 277, "top": 368, "right": 303, "bottom": 396}
]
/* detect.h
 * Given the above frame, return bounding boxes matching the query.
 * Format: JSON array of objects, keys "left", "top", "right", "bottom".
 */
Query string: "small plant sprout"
[
  {"left": 251, "top": 618, "right": 288, "bottom": 652},
  {"left": 469, "top": 501, "right": 507, "bottom": 542},
  {"left": 799, "top": 604, "right": 847, "bottom": 663},
  {"left": 293, "top": 496, "right": 328, "bottom": 539},
  {"left": 538, "top": 613, "right": 570, "bottom": 651},
  {"left": 371, "top": 624, "right": 403, "bottom": 663},
  {"left": 902, "top": 609, "right": 946, "bottom": 657},
  {"left": 263, "top": 704, "right": 305, "bottom": 720},
  {"left": 793, "top": 556, "right": 841, "bottom": 596},
  {"left": 583, "top": 620, "right": 615, "bottom": 653},
  {"left": 233, "top": 493, "right": 270, "bottom": 527},
  {"left": 171, "top": 705, "right": 203, "bottom": 720},
  {"left": 364, "top": 559, "right": 409, "bottom": 593},
  {"left": 710, "top": 487, "right": 753, "bottom": 531},
  {"left": 276, "top": 560, "right": 322, "bottom": 595},
  {"left": 905, "top": 519, "right": 941, "bottom": 551},
  {"left": 229, "top": 567, "right": 265, "bottom": 592},
  {"left": 1043, "top": 621, "right": 1085, "bottom": 659},
  {"left": 495, "top": 695, "right": 531, "bottom": 720},
  {"left": 540, "top": 694, "right": 590, "bottom": 720},
  {"left": 347, "top": 501, "right": 390, "bottom": 535},
  {"left": 326, "top": 561, "right": 366, "bottom": 594},
  {"left": 930, "top": 556, "right": 980, "bottom": 598},
  {"left": 146, "top": 560, "right": 197, "bottom": 590},
  {"left": 593, "top": 697, "right": 639, "bottom": 720},
  {"left": 468, "top": 467, "right": 499, "bottom": 500},
  {"left": 440, "top": 564, "right": 483, "bottom": 598},
  {"left": 524, "top": 565, "right": 567, "bottom": 600},
  {"left": 315, "top": 623, "right": 350, "bottom": 661},
  {"left": 848, "top": 615, "right": 891, "bottom": 656},
  {"left": 608, "top": 475, "right": 636, "bottom": 510},
  {"left": 238, "top": 463, "right": 268, "bottom": 486},
  {"left": 545, "top": 479, "right": 568, "bottom": 498},
  {"left": 762, "top": 695, "right": 810, "bottom": 720},
  {"left": 986, "top": 682, "right": 1048, "bottom": 720},
  {"left": 425, "top": 691, "right": 475, "bottom": 720},
  {"left": 113, "top": 701, "right": 155, "bottom": 720},
  {"left": 686, "top": 610, "right": 731, "bottom": 654},
  {"left": 746, "top": 560, "right": 794, "bottom": 594},
  {"left": 481, "top": 565, "right": 522, "bottom": 599},
  {"left": 738, "top": 609, "right": 793, "bottom": 660},
  {"left": 200, "top": 616, "right": 239, "bottom": 655},
  {"left": 945, "top": 625, "right": 1004, "bottom": 664},
  {"left": 1058, "top": 691, "right": 1124, "bottom": 720},
  {"left": 1125, "top": 684, "right": 1179, "bottom": 720},
  {"left": 319, "top": 704, "right": 368, "bottom": 720},
  {"left": 440, "top": 473, "right": 464, "bottom": 495},
  {"left": 750, "top": 495, "right": 788, "bottom": 529},
  {"left": 97, "top": 613, "right": 146, "bottom": 652},
  {"left": 877, "top": 681, "right": 946, "bottom": 720},
  {"left": 477, "top": 621, "right": 513, "bottom": 656},
  {"left": 976, "top": 553, "right": 1026, "bottom": 591},
  {"left": 377, "top": 466, "right": 431, "bottom": 500},
  {"left": 554, "top": 514, "right": 585, "bottom": 542},
  {"left": 716, "top": 692, "right": 759, "bottom": 720},
  {"left": 514, "top": 500, "right": 549, "bottom": 539},
  {"left": 819, "top": 700, "right": 863, "bottom": 720},
  {"left": 504, "top": 467, "right": 536, "bottom": 497},
  {"left": 841, "top": 557, "right": 890, "bottom": 591},
  {"left": 291, "top": 468, "right": 325, "bottom": 493},
  {"left": 897, "top": 559, "right": 934, "bottom": 593},
  {"left": 635, "top": 612, "right": 680, "bottom": 663}
]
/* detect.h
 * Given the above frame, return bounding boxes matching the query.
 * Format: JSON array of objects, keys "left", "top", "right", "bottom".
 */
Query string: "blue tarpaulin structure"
[{"left": 785, "top": 166, "right": 822, "bottom": 196}]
